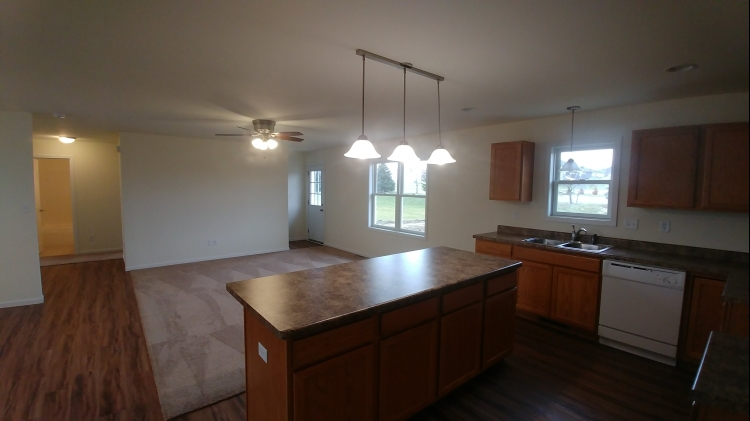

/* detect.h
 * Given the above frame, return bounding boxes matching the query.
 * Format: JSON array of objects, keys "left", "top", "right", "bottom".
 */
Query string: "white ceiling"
[{"left": 2, "top": 1, "right": 748, "bottom": 151}]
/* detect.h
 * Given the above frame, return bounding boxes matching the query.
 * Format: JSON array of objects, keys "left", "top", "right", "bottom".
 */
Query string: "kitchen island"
[{"left": 226, "top": 246, "right": 520, "bottom": 421}]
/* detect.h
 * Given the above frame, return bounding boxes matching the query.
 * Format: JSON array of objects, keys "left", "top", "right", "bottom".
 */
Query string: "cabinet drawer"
[
  {"left": 442, "top": 283, "right": 483, "bottom": 314},
  {"left": 512, "top": 245, "right": 600, "bottom": 273},
  {"left": 486, "top": 272, "right": 517, "bottom": 297},
  {"left": 475, "top": 240, "right": 512, "bottom": 257},
  {"left": 381, "top": 297, "right": 439, "bottom": 338},
  {"left": 293, "top": 317, "right": 375, "bottom": 370}
]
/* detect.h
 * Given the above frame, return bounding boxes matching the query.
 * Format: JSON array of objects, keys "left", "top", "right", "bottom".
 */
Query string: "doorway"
[
  {"left": 33, "top": 157, "right": 76, "bottom": 257},
  {"left": 307, "top": 165, "right": 324, "bottom": 244}
]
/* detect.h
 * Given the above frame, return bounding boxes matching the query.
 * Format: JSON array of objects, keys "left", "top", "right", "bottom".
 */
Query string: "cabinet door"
[
  {"left": 550, "top": 267, "right": 600, "bottom": 331},
  {"left": 628, "top": 126, "right": 701, "bottom": 208},
  {"left": 489, "top": 141, "right": 534, "bottom": 201},
  {"left": 294, "top": 345, "right": 374, "bottom": 421},
  {"left": 699, "top": 123, "right": 749, "bottom": 212},
  {"left": 482, "top": 287, "right": 516, "bottom": 369},
  {"left": 516, "top": 260, "right": 553, "bottom": 317},
  {"left": 684, "top": 278, "right": 726, "bottom": 360},
  {"left": 723, "top": 303, "right": 749, "bottom": 338},
  {"left": 438, "top": 302, "right": 483, "bottom": 396},
  {"left": 379, "top": 321, "right": 438, "bottom": 421}
]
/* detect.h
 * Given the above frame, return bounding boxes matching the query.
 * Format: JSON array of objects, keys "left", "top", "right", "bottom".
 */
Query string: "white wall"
[
  {"left": 288, "top": 151, "right": 308, "bottom": 240},
  {"left": 307, "top": 93, "right": 750, "bottom": 258},
  {"left": 0, "top": 112, "right": 44, "bottom": 308},
  {"left": 33, "top": 137, "right": 123, "bottom": 253},
  {"left": 119, "top": 133, "right": 289, "bottom": 270}
]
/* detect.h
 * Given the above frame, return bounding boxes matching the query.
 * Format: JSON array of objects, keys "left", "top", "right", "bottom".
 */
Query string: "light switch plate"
[
  {"left": 625, "top": 218, "right": 638, "bottom": 230},
  {"left": 659, "top": 221, "right": 671, "bottom": 233},
  {"left": 258, "top": 342, "right": 268, "bottom": 363},
  {"left": 512, "top": 211, "right": 519, "bottom": 219}
]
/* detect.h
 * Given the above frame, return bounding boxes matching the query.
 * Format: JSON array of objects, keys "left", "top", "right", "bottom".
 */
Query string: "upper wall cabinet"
[
  {"left": 490, "top": 141, "right": 535, "bottom": 201},
  {"left": 627, "top": 122, "right": 749, "bottom": 212},
  {"left": 699, "top": 123, "right": 749, "bottom": 212}
]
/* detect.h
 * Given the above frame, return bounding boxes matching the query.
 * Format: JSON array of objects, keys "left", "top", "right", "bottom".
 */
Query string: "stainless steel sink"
[
  {"left": 557, "top": 241, "right": 613, "bottom": 252},
  {"left": 522, "top": 238, "right": 566, "bottom": 246}
]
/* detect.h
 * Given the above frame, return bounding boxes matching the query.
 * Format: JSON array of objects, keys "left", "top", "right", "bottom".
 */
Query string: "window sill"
[
  {"left": 544, "top": 214, "right": 616, "bottom": 227},
  {"left": 368, "top": 226, "right": 427, "bottom": 240}
]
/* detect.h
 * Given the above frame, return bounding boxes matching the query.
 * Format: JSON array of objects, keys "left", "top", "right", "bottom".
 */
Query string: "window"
[
  {"left": 370, "top": 161, "right": 427, "bottom": 236},
  {"left": 548, "top": 143, "right": 619, "bottom": 224},
  {"left": 309, "top": 169, "right": 322, "bottom": 206}
]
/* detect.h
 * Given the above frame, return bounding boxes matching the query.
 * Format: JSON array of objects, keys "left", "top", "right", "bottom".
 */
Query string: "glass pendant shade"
[
  {"left": 560, "top": 158, "right": 580, "bottom": 172},
  {"left": 427, "top": 146, "right": 456, "bottom": 165},
  {"left": 344, "top": 135, "right": 381, "bottom": 159},
  {"left": 251, "top": 138, "right": 267, "bottom": 150},
  {"left": 387, "top": 141, "right": 420, "bottom": 163},
  {"left": 266, "top": 139, "right": 279, "bottom": 150}
]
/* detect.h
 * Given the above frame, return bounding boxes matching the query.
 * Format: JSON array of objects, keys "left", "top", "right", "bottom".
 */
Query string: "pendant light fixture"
[
  {"left": 427, "top": 80, "right": 456, "bottom": 165},
  {"left": 560, "top": 106, "right": 581, "bottom": 172},
  {"left": 387, "top": 67, "right": 420, "bottom": 163},
  {"left": 345, "top": 56, "right": 381, "bottom": 159}
]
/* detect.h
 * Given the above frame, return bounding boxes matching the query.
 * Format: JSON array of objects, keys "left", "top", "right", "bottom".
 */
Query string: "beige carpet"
[{"left": 130, "top": 246, "right": 364, "bottom": 419}]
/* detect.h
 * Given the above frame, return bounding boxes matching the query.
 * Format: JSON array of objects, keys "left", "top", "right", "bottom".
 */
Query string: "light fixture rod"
[
  {"left": 567, "top": 105, "right": 580, "bottom": 152},
  {"left": 361, "top": 55, "right": 365, "bottom": 136},
  {"left": 356, "top": 49, "right": 445, "bottom": 81},
  {"left": 403, "top": 68, "right": 406, "bottom": 141},
  {"left": 437, "top": 80, "right": 442, "bottom": 146}
]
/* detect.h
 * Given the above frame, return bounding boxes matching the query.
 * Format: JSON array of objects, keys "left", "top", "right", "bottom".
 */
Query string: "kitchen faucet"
[{"left": 571, "top": 225, "right": 587, "bottom": 242}]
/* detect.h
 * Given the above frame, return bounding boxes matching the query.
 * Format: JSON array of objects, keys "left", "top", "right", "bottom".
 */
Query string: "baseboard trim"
[
  {"left": 76, "top": 248, "right": 123, "bottom": 254},
  {"left": 289, "top": 237, "right": 308, "bottom": 241},
  {"left": 323, "top": 242, "right": 373, "bottom": 259},
  {"left": 0, "top": 295, "right": 44, "bottom": 309},
  {"left": 125, "top": 247, "right": 291, "bottom": 271}
]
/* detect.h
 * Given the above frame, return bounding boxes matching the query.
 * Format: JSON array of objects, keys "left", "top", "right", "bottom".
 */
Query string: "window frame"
[
  {"left": 369, "top": 161, "right": 428, "bottom": 238},
  {"left": 545, "top": 140, "right": 621, "bottom": 227}
]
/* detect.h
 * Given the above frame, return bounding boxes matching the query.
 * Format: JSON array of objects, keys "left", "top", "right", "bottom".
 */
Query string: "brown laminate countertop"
[
  {"left": 226, "top": 246, "right": 520, "bottom": 341},
  {"left": 474, "top": 231, "right": 749, "bottom": 305},
  {"left": 692, "top": 331, "right": 749, "bottom": 414}
]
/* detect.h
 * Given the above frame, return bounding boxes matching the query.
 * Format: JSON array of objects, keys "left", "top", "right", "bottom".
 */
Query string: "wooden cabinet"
[
  {"left": 438, "top": 302, "right": 483, "bottom": 396},
  {"left": 699, "top": 123, "right": 750, "bottom": 212},
  {"left": 722, "top": 302, "right": 749, "bottom": 338},
  {"left": 683, "top": 277, "right": 725, "bottom": 361},
  {"left": 628, "top": 122, "right": 749, "bottom": 212},
  {"left": 293, "top": 345, "right": 375, "bottom": 421},
  {"left": 628, "top": 126, "right": 701, "bottom": 209},
  {"left": 516, "top": 260, "right": 553, "bottom": 317},
  {"left": 482, "top": 287, "right": 516, "bottom": 368},
  {"left": 550, "top": 267, "right": 601, "bottom": 331},
  {"left": 489, "top": 141, "right": 535, "bottom": 201},
  {"left": 379, "top": 321, "right": 438, "bottom": 421},
  {"left": 475, "top": 239, "right": 512, "bottom": 258}
]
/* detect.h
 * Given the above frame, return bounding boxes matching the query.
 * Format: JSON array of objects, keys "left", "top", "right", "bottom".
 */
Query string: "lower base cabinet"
[
  {"left": 482, "top": 287, "right": 517, "bottom": 368},
  {"left": 438, "top": 302, "right": 484, "bottom": 396},
  {"left": 379, "top": 321, "right": 438, "bottom": 421},
  {"left": 550, "top": 267, "right": 600, "bottom": 331},
  {"left": 516, "top": 260, "right": 552, "bottom": 317},
  {"left": 293, "top": 345, "right": 375, "bottom": 421},
  {"left": 684, "top": 277, "right": 725, "bottom": 361}
]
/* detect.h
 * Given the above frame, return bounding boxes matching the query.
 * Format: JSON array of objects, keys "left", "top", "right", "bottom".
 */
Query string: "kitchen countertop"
[
  {"left": 227, "top": 246, "right": 521, "bottom": 341},
  {"left": 474, "top": 231, "right": 749, "bottom": 305},
  {"left": 692, "top": 331, "right": 749, "bottom": 414}
]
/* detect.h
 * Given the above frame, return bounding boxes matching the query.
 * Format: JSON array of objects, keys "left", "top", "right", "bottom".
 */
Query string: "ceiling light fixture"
[
  {"left": 560, "top": 106, "right": 581, "bottom": 172},
  {"left": 427, "top": 80, "right": 456, "bottom": 165},
  {"left": 665, "top": 63, "right": 698, "bottom": 73},
  {"left": 345, "top": 55, "right": 380, "bottom": 159},
  {"left": 251, "top": 137, "right": 268, "bottom": 150},
  {"left": 388, "top": 66, "right": 421, "bottom": 163},
  {"left": 58, "top": 136, "right": 76, "bottom": 144}
]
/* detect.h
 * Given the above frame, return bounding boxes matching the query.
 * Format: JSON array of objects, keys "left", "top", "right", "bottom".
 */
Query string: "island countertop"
[{"left": 226, "top": 246, "right": 520, "bottom": 340}]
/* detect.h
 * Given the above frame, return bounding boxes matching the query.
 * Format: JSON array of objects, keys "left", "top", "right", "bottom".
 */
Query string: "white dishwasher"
[{"left": 599, "top": 260, "right": 686, "bottom": 366}]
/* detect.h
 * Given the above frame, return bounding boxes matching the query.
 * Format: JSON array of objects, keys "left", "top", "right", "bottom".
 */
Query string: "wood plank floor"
[{"left": 1, "top": 256, "right": 697, "bottom": 421}]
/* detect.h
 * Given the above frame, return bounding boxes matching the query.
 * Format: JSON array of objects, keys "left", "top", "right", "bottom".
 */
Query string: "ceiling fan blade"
[
  {"left": 275, "top": 136, "right": 304, "bottom": 142},
  {"left": 237, "top": 126, "right": 253, "bottom": 131},
  {"left": 215, "top": 133, "right": 250, "bottom": 136},
  {"left": 273, "top": 131, "right": 303, "bottom": 136}
]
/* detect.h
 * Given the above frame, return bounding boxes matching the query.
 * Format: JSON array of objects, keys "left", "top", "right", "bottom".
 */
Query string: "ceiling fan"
[{"left": 216, "top": 119, "right": 303, "bottom": 150}]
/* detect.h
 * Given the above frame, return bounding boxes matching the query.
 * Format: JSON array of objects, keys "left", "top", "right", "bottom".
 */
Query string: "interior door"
[
  {"left": 307, "top": 165, "right": 324, "bottom": 244},
  {"left": 33, "top": 158, "right": 44, "bottom": 254}
]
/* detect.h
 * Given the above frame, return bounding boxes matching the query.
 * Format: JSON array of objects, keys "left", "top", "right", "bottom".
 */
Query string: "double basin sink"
[{"left": 522, "top": 237, "right": 613, "bottom": 253}]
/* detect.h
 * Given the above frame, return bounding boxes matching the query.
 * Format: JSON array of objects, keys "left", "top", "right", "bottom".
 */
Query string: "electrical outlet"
[
  {"left": 258, "top": 342, "right": 268, "bottom": 363},
  {"left": 213, "top": 239, "right": 218, "bottom": 246},
  {"left": 512, "top": 211, "right": 519, "bottom": 219},
  {"left": 625, "top": 218, "right": 638, "bottom": 230},
  {"left": 659, "top": 221, "right": 671, "bottom": 233}
]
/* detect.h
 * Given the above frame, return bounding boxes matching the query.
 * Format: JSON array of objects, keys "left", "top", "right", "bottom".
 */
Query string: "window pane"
[
  {"left": 401, "top": 197, "right": 426, "bottom": 232},
  {"left": 374, "top": 195, "right": 396, "bottom": 228},
  {"left": 375, "top": 163, "right": 398, "bottom": 194},
  {"left": 402, "top": 162, "right": 427, "bottom": 195},
  {"left": 555, "top": 183, "right": 610, "bottom": 216},
  {"left": 559, "top": 149, "right": 613, "bottom": 181}
]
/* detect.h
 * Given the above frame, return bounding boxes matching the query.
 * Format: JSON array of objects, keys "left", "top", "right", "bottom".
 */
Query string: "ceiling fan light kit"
[
  {"left": 216, "top": 119, "right": 303, "bottom": 150},
  {"left": 346, "top": 49, "right": 455, "bottom": 164}
]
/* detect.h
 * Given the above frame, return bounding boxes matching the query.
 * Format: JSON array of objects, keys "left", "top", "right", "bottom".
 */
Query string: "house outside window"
[
  {"left": 548, "top": 142, "right": 620, "bottom": 226},
  {"left": 370, "top": 161, "right": 427, "bottom": 236}
]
